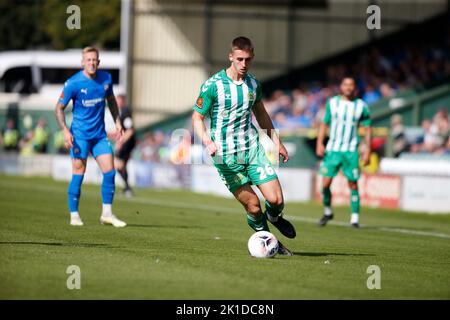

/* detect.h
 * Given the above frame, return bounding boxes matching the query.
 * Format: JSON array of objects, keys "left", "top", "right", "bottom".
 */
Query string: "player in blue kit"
[{"left": 54, "top": 47, "right": 126, "bottom": 227}]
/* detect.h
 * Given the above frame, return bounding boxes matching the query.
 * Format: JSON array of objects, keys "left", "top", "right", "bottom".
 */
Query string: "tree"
[{"left": 0, "top": 0, "right": 121, "bottom": 51}]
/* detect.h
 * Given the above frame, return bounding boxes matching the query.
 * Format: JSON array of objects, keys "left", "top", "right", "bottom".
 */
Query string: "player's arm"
[
  {"left": 192, "top": 111, "right": 217, "bottom": 156},
  {"left": 252, "top": 100, "right": 289, "bottom": 163},
  {"left": 192, "top": 82, "right": 217, "bottom": 156},
  {"left": 55, "top": 84, "right": 74, "bottom": 149},
  {"left": 360, "top": 103, "right": 372, "bottom": 166},
  {"left": 106, "top": 95, "right": 124, "bottom": 141},
  {"left": 316, "top": 122, "right": 328, "bottom": 158},
  {"left": 316, "top": 100, "right": 331, "bottom": 158}
]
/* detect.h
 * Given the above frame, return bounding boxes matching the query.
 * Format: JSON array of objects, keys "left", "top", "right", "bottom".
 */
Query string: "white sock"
[
  {"left": 351, "top": 213, "right": 359, "bottom": 224},
  {"left": 102, "top": 204, "right": 112, "bottom": 217},
  {"left": 70, "top": 211, "right": 79, "bottom": 217},
  {"left": 324, "top": 207, "right": 333, "bottom": 216}
]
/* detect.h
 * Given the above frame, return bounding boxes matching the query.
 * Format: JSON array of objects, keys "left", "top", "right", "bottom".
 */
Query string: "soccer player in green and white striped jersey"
[
  {"left": 192, "top": 37, "right": 296, "bottom": 255},
  {"left": 316, "top": 77, "right": 372, "bottom": 228}
]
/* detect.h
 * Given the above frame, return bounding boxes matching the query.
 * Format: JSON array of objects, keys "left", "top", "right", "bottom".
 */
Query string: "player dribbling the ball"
[{"left": 192, "top": 37, "right": 296, "bottom": 255}]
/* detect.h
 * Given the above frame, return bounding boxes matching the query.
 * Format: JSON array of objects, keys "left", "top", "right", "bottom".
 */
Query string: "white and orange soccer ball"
[{"left": 247, "top": 231, "right": 279, "bottom": 258}]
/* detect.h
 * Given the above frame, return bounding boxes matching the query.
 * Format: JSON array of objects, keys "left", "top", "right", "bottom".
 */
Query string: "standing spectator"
[
  {"left": 113, "top": 94, "right": 136, "bottom": 197},
  {"left": 32, "top": 117, "right": 49, "bottom": 153},
  {"left": 390, "top": 114, "right": 408, "bottom": 157},
  {"left": 2, "top": 119, "right": 20, "bottom": 151}
]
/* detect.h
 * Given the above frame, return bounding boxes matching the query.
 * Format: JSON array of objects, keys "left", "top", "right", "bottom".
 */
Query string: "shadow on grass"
[
  {"left": 0, "top": 241, "right": 117, "bottom": 248},
  {"left": 126, "top": 224, "right": 204, "bottom": 229},
  {"left": 294, "top": 251, "right": 375, "bottom": 257}
]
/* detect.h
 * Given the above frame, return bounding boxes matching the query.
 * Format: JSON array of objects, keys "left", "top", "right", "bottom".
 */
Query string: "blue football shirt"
[{"left": 59, "top": 70, "right": 114, "bottom": 140}]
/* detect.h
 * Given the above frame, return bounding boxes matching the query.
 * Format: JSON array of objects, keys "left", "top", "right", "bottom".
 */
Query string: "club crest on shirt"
[
  {"left": 221, "top": 110, "right": 230, "bottom": 118},
  {"left": 248, "top": 92, "right": 255, "bottom": 100},
  {"left": 196, "top": 97, "right": 203, "bottom": 109}
]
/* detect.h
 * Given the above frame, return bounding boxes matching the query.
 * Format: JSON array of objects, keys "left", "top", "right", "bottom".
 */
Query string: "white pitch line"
[{"left": 2, "top": 180, "right": 450, "bottom": 240}]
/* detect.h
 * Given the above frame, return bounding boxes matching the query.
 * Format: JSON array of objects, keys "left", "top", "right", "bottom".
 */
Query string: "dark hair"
[
  {"left": 341, "top": 75, "right": 356, "bottom": 83},
  {"left": 231, "top": 36, "right": 254, "bottom": 53}
]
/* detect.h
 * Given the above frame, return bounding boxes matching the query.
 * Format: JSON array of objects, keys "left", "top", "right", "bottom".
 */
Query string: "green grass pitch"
[{"left": 0, "top": 174, "right": 449, "bottom": 299}]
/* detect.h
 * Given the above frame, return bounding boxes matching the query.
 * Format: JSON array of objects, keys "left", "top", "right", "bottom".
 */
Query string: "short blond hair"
[{"left": 82, "top": 46, "right": 99, "bottom": 58}]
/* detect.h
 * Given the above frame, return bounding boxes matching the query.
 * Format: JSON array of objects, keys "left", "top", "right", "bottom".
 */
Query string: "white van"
[{"left": 0, "top": 50, "right": 125, "bottom": 99}]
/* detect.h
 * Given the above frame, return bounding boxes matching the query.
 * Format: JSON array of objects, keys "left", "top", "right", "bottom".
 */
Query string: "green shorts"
[
  {"left": 213, "top": 144, "right": 278, "bottom": 193},
  {"left": 319, "top": 151, "right": 360, "bottom": 182}
]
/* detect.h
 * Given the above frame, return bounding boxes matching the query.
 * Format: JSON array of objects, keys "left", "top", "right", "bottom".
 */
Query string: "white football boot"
[
  {"left": 100, "top": 214, "right": 127, "bottom": 227},
  {"left": 70, "top": 215, "right": 84, "bottom": 226}
]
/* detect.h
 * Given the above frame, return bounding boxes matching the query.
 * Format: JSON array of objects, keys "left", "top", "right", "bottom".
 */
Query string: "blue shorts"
[{"left": 70, "top": 137, "right": 113, "bottom": 159}]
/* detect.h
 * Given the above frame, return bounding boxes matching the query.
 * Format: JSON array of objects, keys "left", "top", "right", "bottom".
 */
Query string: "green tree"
[{"left": 0, "top": 0, "right": 121, "bottom": 50}]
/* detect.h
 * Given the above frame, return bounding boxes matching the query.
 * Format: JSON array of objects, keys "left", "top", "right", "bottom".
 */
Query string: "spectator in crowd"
[
  {"left": 32, "top": 117, "right": 49, "bottom": 153},
  {"left": 53, "top": 130, "right": 67, "bottom": 154},
  {"left": 2, "top": 119, "right": 20, "bottom": 151},
  {"left": 390, "top": 114, "right": 409, "bottom": 157}
]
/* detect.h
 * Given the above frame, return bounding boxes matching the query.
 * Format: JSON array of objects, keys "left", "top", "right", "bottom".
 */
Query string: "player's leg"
[
  {"left": 318, "top": 152, "right": 340, "bottom": 226},
  {"left": 257, "top": 179, "right": 296, "bottom": 239},
  {"left": 115, "top": 147, "right": 133, "bottom": 196},
  {"left": 348, "top": 180, "right": 360, "bottom": 228},
  {"left": 233, "top": 184, "right": 269, "bottom": 233},
  {"left": 93, "top": 138, "right": 126, "bottom": 227},
  {"left": 233, "top": 184, "right": 293, "bottom": 256},
  {"left": 342, "top": 152, "right": 361, "bottom": 228},
  {"left": 68, "top": 138, "right": 89, "bottom": 226},
  {"left": 246, "top": 145, "right": 296, "bottom": 239},
  {"left": 318, "top": 176, "right": 334, "bottom": 226},
  {"left": 68, "top": 158, "right": 86, "bottom": 226},
  {"left": 215, "top": 158, "right": 292, "bottom": 256}
]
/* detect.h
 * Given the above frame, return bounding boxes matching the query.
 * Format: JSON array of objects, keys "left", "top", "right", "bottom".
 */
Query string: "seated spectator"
[{"left": 363, "top": 84, "right": 381, "bottom": 104}]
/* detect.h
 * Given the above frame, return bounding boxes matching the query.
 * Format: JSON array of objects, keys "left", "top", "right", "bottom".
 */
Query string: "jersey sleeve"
[
  {"left": 255, "top": 80, "right": 263, "bottom": 103},
  {"left": 360, "top": 101, "right": 371, "bottom": 127},
  {"left": 106, "top": 73, "right": 114, "bottom": 97},
  {"left": 322, "top": 100, "right": 331, "bottom": 125},
  {"left": 58, "top": 80, "right": 76, "bottom": 106},
  {"left": 193, "top": 82, "right": 216, "bottom": 116}
]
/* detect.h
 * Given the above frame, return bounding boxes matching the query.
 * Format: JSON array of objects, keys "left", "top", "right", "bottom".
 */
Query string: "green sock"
[
  {"left": 322, "top": 187, "right": 331, "bottom": 207},
  {"left": 350, "top": 189, "right": 360, "bottom": 214},
  {"left": 246, "top": 212, "right": 269, "bottom": 232},
  {"left": 265, "top": 200, "right": 284, "bottom": 220}
]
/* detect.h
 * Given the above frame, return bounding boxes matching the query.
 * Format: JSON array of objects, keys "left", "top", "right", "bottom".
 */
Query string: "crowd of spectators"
[
  {"left": 391, "top": 108, "right": 450, "bottom": 157},
  {"left": 264, "top": 38, "right": 450, "bottom": 130}
]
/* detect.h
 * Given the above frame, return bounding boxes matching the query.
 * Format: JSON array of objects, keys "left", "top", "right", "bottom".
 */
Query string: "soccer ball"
[{"left": 247, "top": 231, "right": 279, "bottom": 258}]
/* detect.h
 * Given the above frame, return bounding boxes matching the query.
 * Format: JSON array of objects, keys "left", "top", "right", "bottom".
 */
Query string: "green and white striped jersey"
[
  {"left": 323, "top": 95, "right": 371, "bottom": 152},
  {"left": 193, "top": 69, "right": 263, "bottom": 158}
]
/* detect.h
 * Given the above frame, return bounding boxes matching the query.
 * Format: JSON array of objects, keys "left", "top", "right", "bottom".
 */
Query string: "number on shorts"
[{"left": 257, "top": 164, "right": 275, "bottom": 180}]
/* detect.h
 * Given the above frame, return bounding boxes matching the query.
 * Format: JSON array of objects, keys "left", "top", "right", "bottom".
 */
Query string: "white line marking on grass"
[{"left": 2, "top": 179, "right": 450, "bottom": 240}]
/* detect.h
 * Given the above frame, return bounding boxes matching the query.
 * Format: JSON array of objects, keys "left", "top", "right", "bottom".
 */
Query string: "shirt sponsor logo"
[{"left": 82, "top": 98, "right": 103, "bottom": 107}]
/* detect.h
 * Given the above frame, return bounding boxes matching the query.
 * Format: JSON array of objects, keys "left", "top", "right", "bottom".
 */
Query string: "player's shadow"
[
  {"left": 0, "top": 241, "right": 117, "bottom": 248},
  {"left": 294, "top": 251, "right": 375, "bottom": 257},
  {"left": 126, "top": 224, "right": 204, "bottom": 229}
]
